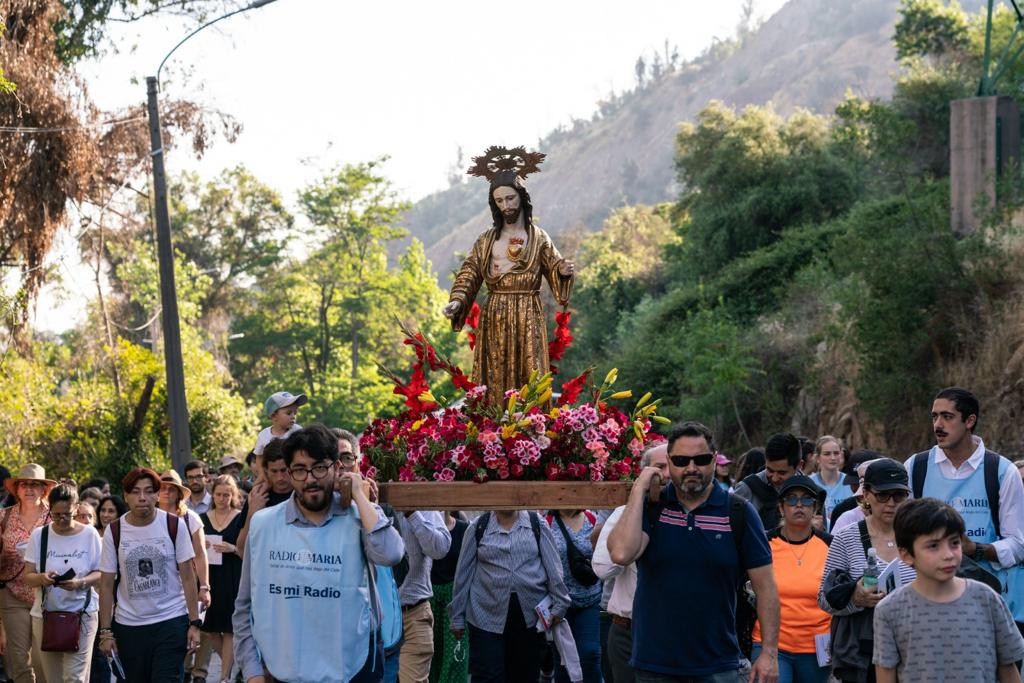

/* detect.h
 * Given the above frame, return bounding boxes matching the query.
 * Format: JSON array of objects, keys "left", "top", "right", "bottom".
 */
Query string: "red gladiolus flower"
[
  {"left": 558, "top": 369, "right": 591, "bottom": 406},
  {"left": 548, "top": 310, "right": 573, "bottom": 373},
  {"left": 466, "top": 302, "right": 481, "bottom": 350}
]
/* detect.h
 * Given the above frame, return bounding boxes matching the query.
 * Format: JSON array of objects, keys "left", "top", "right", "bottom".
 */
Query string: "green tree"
[
  {"left": 673, "top": 102, "right": 863, "bottom": 278},
  {"left": 168, "top": 166, "right": 294, "bottom": 317},
  {"left": 54, "top": 0, "right": 243, "bottom": 64},
  {"left": 832, "top": 181, "right": 972, "bottom": 432},
  {"left": 564, "top": 204, "right": 678, "bottom": 376},
  {"left": 231, "top": 160, "right": 458, "bottom": 429}
]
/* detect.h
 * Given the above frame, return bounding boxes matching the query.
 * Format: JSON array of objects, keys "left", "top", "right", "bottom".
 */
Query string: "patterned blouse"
[{"left": 0, "top": 505, "right": 50, "bottom": 604}]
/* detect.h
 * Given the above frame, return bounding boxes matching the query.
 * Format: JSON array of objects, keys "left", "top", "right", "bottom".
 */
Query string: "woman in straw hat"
[
  {"left": 158, "top": 471, "right": 210, "bottom": 610},
  {"left": 0, "top": 464, "right": 56, "bottom": 683}
]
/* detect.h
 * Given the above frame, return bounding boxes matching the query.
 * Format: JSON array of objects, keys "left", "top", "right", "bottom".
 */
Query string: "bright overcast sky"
[{"left": 34, "top": 0, "right": 787, "bottom": 331}]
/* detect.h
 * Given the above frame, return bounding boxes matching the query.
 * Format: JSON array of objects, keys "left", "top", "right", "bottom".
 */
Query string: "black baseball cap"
[
  {"left": 778, "top": 474, "right": 825, "bottom": 504},
  {"left": 843, "top": 449, "right": 884, "bottom": 486},
  {"left": 863, "top": 459, "right": 911, "bottom": 493}
]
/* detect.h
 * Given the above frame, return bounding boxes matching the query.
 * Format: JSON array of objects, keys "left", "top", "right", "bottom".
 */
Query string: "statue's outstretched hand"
[
  {"left": 443, "top": 301, "right": 461, "bottom": 319},
  {"left": 559, "top": 260, "right": 575, "bottom": 277}
]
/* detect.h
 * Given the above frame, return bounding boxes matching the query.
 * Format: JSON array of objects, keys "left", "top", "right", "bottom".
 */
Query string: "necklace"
[
  {"left": 867, "top": 523, "right": 897, "bottom": 548},
  {"left": 210, "top": 508, "right": 232, "bottom": 529},
  {"left": 779, "top": 530, "right": 813, "bottom": 566}
]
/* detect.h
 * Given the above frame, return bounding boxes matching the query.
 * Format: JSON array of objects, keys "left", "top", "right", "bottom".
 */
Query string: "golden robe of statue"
[{"left": 448, "top": 224, "right": 574, "bottom": 404}]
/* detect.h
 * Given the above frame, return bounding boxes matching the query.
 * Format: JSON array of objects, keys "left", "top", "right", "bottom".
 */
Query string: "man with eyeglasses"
[
  {"left": 905, "top": 386, "right": 1024, "bottom": 636},
  {"left": 183, "top": 460, "right": 212, "bottom": 514},
  {"left": 607, "top": 421, "right": 780, "bottom": 683},
  {"left": 234, "top": 423, "right": 404, "bottom": 683}
]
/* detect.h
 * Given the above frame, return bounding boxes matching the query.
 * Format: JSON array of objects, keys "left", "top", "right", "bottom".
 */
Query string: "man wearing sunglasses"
[
  {"left": 234, "top": 423, "right": 405, "bottom": 683},
  {"left": 608, "top": 421, "right": 780, "bottom": 683},
  {"left": 905, "top": 386, "right": 1024, "bottom": 636}
]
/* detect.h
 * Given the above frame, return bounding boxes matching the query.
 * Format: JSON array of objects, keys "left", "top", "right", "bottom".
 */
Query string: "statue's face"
[{"left": 492, "top": 186, "right": 521, "bottom": 225}]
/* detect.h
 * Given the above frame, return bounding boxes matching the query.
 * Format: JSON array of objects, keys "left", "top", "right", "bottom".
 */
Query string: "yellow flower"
[
  {"left": 466, "top": 423, "right": 479, "bottom": 438},
  {"left": 652, "top": 415, "right": 671, "bottom": 424},
  {"left": 604, "top": 368, "right": 619, "bottom": 386},
  {"left": 546, "top": 430, "right": 558, "bottom": 439},
  {"left": 610, "top": 390, "right": 633, "bottom": 400},
  {"left": 501, "top": 424, "right": 519, "bottom": 439},
  {"left": 633, "top": 421, "right": 644, "bottom": 441},
  {"left": 636, "top": 392, "right": 652, "bottom": 408},
  {"left": 549, "top": 408, "right": 561, "bottom": 419},
  {"left": 537, "top": 388, "right": 553, "bottom": 405},
  {"left": 507, "top": 394, "right": 517, "bottom": 413},
  {"left": 412, "top": 420, "right": 425, "bottom": 431},
  {"left": 419, "top": 390, "right": 436, "bottom": 404}
]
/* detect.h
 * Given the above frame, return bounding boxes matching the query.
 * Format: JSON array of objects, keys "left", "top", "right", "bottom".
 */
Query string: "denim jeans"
[
  {"left": 751, "top": 643, "right": 829, "bottom": 683},
  {"left": 554, "top": 603, "right": 602, "bottom": 683},
  {"left": 634, "top": 667, "right": 749, "bottom": 683},
  {"left": 600, "top": 611, "right": 613, "bottom": 683},
  {"left": 383, "top": 646, "right": 400, "bottom": 683}
]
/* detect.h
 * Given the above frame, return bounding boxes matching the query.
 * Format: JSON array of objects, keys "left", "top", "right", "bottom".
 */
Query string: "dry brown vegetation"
[{"left": 0, "top": 0, "right": 239, "bottom": 348}]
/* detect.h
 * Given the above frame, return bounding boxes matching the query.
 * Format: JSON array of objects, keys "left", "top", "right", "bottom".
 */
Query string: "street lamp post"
[{"left": 146, "top": 0, "right": 279, "bottom": 471}]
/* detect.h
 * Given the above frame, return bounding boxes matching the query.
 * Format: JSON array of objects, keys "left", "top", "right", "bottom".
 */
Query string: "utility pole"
[
  {"left": 145, "top": 0, "right": 280, "bottom": 471},
  {"left": 147, "top": 76, "right": 192, "bottom": 471}
]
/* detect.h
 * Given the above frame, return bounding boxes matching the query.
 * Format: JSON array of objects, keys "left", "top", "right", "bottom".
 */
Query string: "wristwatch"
[
  {"left": 189, "top": 619, "right": 203, "bottom": 628},
  {"left": 972, "top": 544, "right": 986, "bottom": 562}
]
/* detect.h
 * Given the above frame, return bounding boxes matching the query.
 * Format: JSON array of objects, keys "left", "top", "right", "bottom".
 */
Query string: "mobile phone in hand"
[{"left": 54, "top": 568, "right": 76, "bottom": 583}]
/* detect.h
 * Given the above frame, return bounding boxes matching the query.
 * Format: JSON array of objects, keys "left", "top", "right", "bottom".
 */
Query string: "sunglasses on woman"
[
  {"left": 870, "top": 490, "right": 909, "bottom": 504},
  {"left": 782, "top": 495, "right": 816, "bottom": 507},
  {"left": 669, "top": 453, "right": 714, "bottom": 468}
]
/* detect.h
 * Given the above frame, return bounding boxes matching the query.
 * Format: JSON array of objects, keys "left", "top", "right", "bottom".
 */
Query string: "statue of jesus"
[{"left": 442, "top": 146, "right": 575, "bottom": 404}]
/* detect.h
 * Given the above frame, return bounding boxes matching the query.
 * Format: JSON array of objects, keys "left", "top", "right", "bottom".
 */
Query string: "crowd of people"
[{"left": 0, "top": 386, "right": 1022, "bottom": 682}]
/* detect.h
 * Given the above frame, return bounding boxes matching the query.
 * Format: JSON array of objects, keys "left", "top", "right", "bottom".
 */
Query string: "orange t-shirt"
[{"left": 752, "top": 532, "right": 831, "bottom": 654}]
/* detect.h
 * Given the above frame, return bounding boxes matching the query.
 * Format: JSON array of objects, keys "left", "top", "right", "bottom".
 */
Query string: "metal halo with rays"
[{"left": 466, "top": 145, "right": 546, "bottom": 182}]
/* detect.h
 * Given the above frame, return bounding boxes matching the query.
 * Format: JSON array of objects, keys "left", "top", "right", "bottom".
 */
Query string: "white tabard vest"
[{"left": 248, "top": 502, "right": 373, "bottom": 683}]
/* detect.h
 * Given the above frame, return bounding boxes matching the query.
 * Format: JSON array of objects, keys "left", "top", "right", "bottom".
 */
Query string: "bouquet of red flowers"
[{"left": 361, "top": 327, "right": 668, "bottom": 483}]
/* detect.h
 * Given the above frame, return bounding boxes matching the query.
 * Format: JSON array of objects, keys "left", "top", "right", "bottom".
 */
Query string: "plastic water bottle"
[{"left": 863, "top": 547, "right": 880, "bottom": 591}]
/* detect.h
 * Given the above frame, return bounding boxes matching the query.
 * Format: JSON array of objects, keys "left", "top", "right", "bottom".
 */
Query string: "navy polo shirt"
[{"left": 631, "top": 482, "right": 771, "bottom": 677}]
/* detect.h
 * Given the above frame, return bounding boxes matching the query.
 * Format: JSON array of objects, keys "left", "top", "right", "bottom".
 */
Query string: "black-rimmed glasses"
[{"left": 288, "top": 464, "right": 331, "bottom": 481}]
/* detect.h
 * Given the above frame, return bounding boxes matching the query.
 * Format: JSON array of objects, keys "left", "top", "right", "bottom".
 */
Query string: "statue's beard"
[{"left": 503, "top": 207, "right": 521, "bottom": 225}]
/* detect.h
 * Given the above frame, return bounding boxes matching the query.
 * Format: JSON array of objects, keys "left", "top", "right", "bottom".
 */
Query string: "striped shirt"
[
  {"left": 817, "top": 521, "right": 917, "bottom": 616},
  {"left": 448, "top": 511, "right": 571, "bottom": 634}
]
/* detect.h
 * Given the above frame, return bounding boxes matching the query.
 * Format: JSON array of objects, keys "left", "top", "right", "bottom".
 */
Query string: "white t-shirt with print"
[
  {"left": 99, "top": 509, "right": 195, "bottom": 626},
  {"left": 253, "top": 423, "right": 301, "bottom": 455},
  {"left": 24, "top": 524, "right": 102, "bottom": 617}
]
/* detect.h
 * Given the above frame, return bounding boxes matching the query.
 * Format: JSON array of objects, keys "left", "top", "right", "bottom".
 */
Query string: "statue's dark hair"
[{"left": 487, "top": 181, "right": 533, "bottom": 240}]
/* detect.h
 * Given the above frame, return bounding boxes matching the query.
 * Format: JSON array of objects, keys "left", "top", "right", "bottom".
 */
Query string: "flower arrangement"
[{"left": 360, "top": 326, "right": 669, "bottom": 483}]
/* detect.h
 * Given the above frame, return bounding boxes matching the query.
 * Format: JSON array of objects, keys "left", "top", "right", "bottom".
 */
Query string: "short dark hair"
[
  {"left": 283, "top": 423, "right": 339, "bottom": 466},
  {"left": 765, "top": 433, "right": 802, "bottom": 467},
  {"left": 184, "top": 460, "right": 207, "bottom": 475},
  {"left": 934, "top": 387, "right": 980, "bottom": 432},
  {"left": 262, "top": 438, "right": 287, "bottom": 465},
  {"left": 98, "top": 494, "right": 128, "bottom": 518},
  {"left": 80, "top": 477, "right": 108, "bottom": 492},
  {"left": 48, "top": 483, "right": 78, "bottom": 507},
  {"left": 895, "top": 497, "right": 966, "bottom": 556},
  {"left": 666, "top": 421, "right": 716, "bottom": 453}
]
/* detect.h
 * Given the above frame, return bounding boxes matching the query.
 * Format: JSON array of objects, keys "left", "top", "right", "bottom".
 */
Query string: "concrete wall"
[{"left": 950, "top": 96, "right": 1021, "bottom": 235}]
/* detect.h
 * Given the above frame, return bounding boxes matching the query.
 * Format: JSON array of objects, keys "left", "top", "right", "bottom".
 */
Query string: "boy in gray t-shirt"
[{"left": 873, "top": 498, "right": 1024, "bottom": 683}]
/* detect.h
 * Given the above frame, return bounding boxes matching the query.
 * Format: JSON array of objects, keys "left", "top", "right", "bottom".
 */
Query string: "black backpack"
[
  {"left": 910, "top": 451, "right": 1004, "bottom": 593},
  {"left": 910, "top": 450, "right": 1002, "bottom": 537},
  {"left": 474, "top": 511, "right": 542, "bottom": 552}
]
